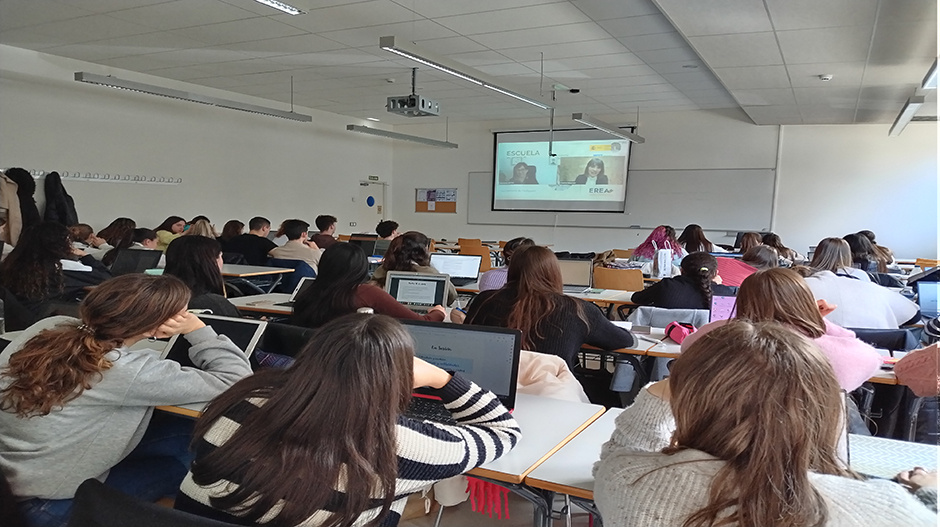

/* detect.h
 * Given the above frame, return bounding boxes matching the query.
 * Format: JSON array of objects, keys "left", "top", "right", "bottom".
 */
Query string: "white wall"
[
  {"left": 0, "top": 45, "right": 394, "bottom": 233},
  {"left": 391, "top": 110, "right": 938, "bottom": 259}
]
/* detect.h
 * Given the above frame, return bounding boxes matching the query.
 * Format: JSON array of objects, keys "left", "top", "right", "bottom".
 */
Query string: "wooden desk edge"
[
  {"left": 223, "top": 269, "right": 292, "bottom": 277},
  {"left": 522, "top": 478, "right": 594, "bottom": 501},
  {"left": 234, "top": 304, "right": 291, "bottom": 315},
  {"left": 156, "top": 405, "right": 202, "bottom": 418}
]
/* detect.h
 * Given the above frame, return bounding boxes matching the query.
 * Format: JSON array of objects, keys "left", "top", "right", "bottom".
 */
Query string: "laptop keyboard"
[
  {"left": 562, "top": 285, "right": 590, "bottom": 294},
  {"left": 406, "top": 397, "right": 457, "bottom": 425},
  {"left": 450, "top": 277, "right": 477, "bottom": 287}
]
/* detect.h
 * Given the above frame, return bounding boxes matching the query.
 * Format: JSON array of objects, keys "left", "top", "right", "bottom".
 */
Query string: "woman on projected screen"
[
  {"left": 574, "top": 158, "right": 608, "bottom": 185},
  {"left": 509, "top": 162, "right": 538, "bottom": 184}
]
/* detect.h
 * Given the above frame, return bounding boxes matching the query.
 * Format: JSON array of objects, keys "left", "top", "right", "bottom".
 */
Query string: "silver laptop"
[
  {"left": 384, "top": 271, "right": 449, "bottom": 313},
  {"left": 917, "top": 281, "right": 939, "bottom": 319},
  {"left": 163, "top": 315, "right": 267, "bottom": 370},
  {"left": 274, "top": 276, "right": 316, "bottom": 307},
  {"left": 558, "top": 259, "right": 593, "bottom": 294},
  {"left": 429, "top": 253, "right": 483, "bottom": 287}
]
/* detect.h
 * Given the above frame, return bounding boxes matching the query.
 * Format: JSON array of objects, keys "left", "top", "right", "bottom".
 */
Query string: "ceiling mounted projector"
[{"left": 387, "top": 68, "right": 440, "bottom": 117}]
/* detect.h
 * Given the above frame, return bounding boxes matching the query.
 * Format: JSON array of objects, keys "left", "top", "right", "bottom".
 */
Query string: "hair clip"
[{"left": 77, "top": 324, "right": 95, "bottom": 336}]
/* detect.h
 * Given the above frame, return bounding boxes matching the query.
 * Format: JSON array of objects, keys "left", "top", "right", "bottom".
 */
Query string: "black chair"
[
  {"left": 848, "top": 328, "right": 919, "bottom": 356},
  {"left": 67, "top": 479, "right": 238, "bottom": 527},
  {"left": 0, "top": 286, "right": 38, "bottom": 332},
  {"left": 256, "top": 322, "right": 318, "bottom": 359},
  {"left": 221, "top": 252, "right": 248, "bottom": 265}
]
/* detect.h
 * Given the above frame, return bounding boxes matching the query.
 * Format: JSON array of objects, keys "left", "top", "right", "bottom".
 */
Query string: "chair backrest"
[
  {"left": 458, "top": 245, "right": 492, "bottom": 272},
  {"left": 498, "top": 240, "right": 507, "bottom": 249},
  {"left": 612, "top": 249, "right": 634, "bottom": 259},
  {"left": 627, "top": 306, "right": 710, "bottom": 327},
  {"left": 458, "top": 238, "right": 482, "bottom": 246},
  {"left": 848, "top": 327, "right": 920, "bottom": 353},
  {"left": 915, "top": 258, "right": 939, "bottom": 269},
  {"left": 221, "top": 252, "right": 248, "bottom": 265},
  {"left": 257, "top": 322, "right": 318, "bottom": 358},
  {"left": 592, "top": 267, "right": 644, "bottom": 291},
  {"left": 338, "top": 234, "right": 351, "bottom": 242},
  {"left": 68, "top": 479, "right": 238, "bottom": 527},
  {"left": 267, "top": 258, "right": 316, "bottom": 294}
]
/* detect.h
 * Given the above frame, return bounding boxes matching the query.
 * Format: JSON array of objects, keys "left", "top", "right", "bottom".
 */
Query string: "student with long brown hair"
[
  {"left": 737, "top": 231, "right": 761, "bottom": 253},
  {"left": 680, "top": 268, "right": 881, "bottom": 391},
  {"left": 478, "top": 236, "right": 535, "bottom": 291},
  {"left": 370, "top": 231, "right": 457, "bottom": 306},
  {"left": 0, "top": 274, "right": 252, "bottom": 526},
  {"left": 630, "top": 252, "right": 736, "bottom": 310},
  {"left": 762, "top": 232, "right": 804, "bottom": 262},
  {"left": 809, "top": 237, "right": 871, "bottom": 281},
  {"left": 464, "top": 245, "right": 634, "bottom": 368},
  {"left": 176, "top": 314, "right": 521, "bottom": 526},
  {"left": 95, "top": 217, "right": 136, "bottom": 248},
  {"left": 594, "top": 320, "right": 936, "bottom": 527},
  {"left": 677, "top": 224, "right": 726, "bottom": 254}
]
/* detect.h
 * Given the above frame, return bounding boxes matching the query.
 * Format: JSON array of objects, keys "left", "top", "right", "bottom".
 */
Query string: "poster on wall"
[{"left": 415, "top": 188, "right": 457, "bottom": 213}]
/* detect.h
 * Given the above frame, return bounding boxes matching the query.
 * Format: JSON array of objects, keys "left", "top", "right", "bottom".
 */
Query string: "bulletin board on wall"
[{"left": 415, "top": 188, "right": 457, "bottom": 213}]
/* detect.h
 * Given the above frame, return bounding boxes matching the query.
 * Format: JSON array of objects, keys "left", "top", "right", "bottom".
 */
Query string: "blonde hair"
[{"left": 184, "top": 219, "right": 218, "bottom": 238}]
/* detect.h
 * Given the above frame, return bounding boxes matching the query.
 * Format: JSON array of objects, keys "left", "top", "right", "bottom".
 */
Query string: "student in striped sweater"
[{"left": 176, "top": 313, "right": 521, "bottom": 526}]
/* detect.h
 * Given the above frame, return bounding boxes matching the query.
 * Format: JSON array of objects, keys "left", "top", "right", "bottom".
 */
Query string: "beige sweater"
[
  {"left": 593, "top": 390, "right": 937, "bottom": 527},
  {"left": 269, "top": 241, "right": 322, "bottom": 272}
]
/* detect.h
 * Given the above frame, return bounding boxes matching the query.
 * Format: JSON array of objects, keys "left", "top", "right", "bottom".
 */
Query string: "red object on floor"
[{"left": 466, "top": 477, "right": 511, "bottom": 520}]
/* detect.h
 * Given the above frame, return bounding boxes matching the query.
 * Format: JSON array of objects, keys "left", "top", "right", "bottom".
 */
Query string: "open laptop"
[
  {"left": 384, "top": 272, "right": 449, "bottom": 313},
  {"left": 373, "top": 239, "right": 391, "bottom": 256},
  {"left": 558, "top": 259, "right": 593, "bottom": 294},
  {"left": 399, "top": 320, "right": 521, "bottom": 423},
  {"left": 917, "top": 281, "right": 939, "bottom": 319},
  {"left": 348, "top": 234, "right": 378, "bottom": 256},
  {"left": 709, "top": 295, "right": 737, "bottom": 322},
  {"left": 430, "top": 253, "right": 483, "bottom": 286},
  {"left": 110, "top": 248, "right": 163, "bottom": 276},
  {"left": 162, "top": 315, "right": 267, "bottom": 370},
  {"left": 273, "top": 276, "right": 316, "bottom": 307}
]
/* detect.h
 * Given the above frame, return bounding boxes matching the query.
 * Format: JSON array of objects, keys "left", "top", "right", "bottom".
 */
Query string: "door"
[{"left": 357, "top": 182, "right": 386, "bottom": 233}]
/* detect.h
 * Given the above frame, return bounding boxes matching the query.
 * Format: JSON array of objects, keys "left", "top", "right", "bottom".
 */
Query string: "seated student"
[
  {"left": 0, "top": 274, "right": 252, "bottom": 527},
  {"left": 738, "top": 231, "right": 762, "bottom": 253},
  {"left": 224, "top": 216, "right": 277, "bottom": 266},
  {"left": 164, "top": 236, "right": 241, "bottom": 318},
  {"left": 762, "top": 232, "right": 805, "bottom": 263},
  {"left": 630, "top": 252, "right": 736, "bottom": 310},
  {"left": 844, "top": 232, "right": 880, "bottom": 273},
  {"left": 593, "top": 320, "right": 937, "bottom": 527},
  {"left": 218, "top": 220, "right": 244, "bottom": 248},
  {"left": 0, "top": 218, "right": 11, "bottom": 261},
  {"left": 478, "top": 236, "right": 535, "bottom": 292},
  {"left": 376, "top": 219, "right": 400, "bottom": 240},
  {"left": 464, "top": 246, "right": 635, "bottom": 368},
  {"left": 0, "top": 222, "right": 111, "bottom": 316},
  {"left": 810, "top": 237, "right": 871, "bottom": 281},
  {"left": 741, "top": 244, "right": 778, "bottom": 270},
  {"left": 629, "top": 225, "right": 687, "bottom": 268},
  {"left": 176, "top": 314, "right": 521, "bottom": 526},
  {"left": 681, "top": 268, "right": 881, "bottom": 391},
  {"left": 371, "top": 231, "right": 458, "bottom": 306},
  {"left": 677, "top": 224, "right": 726, "bottom": 253},
  {"left": 67, "top": 223, "right": 112, "bottom": 259},
  {"left": 796, "top": 265, "right": 919, "bottom": 329},
  {"left": 858, "top": 229, "right": 899, "bottom": 272},
  {"left": 96, "top": 217, "right": 136, "bottom": 248},
  {"left": 154, "top": 215, "right": 186, "bottom": 252},
  {"left": 183, "top": 219, "right": 218, "bottom": 239},
  {"left": 293, "top": 243, "right": 445, "bottom": 328},
  {"left": 121, "top": 228, "right": 166, "bottom": 268},
  {"left": 309, "top": 214, "right": 338, "bottom": 249},
  {"left": 268, "top": 219, "right": 321, "bottom": 272}
]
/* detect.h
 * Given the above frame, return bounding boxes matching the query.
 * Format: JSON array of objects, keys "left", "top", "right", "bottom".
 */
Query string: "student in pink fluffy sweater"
[{"left": 681, "top": 268, "right": 881, "bottom": 391}]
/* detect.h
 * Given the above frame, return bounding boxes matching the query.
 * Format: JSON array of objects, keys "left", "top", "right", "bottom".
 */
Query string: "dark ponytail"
[{"left": 681, "top": 252, "right": 718, "bottom": 307}]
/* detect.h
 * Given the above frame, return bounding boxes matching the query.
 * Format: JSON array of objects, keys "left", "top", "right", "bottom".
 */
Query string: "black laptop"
[{"left": 110, "top": 248, "right": 163, "bottom": 276}]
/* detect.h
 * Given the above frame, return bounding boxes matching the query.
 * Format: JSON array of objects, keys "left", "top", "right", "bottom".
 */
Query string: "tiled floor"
[{"left": 400, "top": 493, "right": 593, "bottom": 527}]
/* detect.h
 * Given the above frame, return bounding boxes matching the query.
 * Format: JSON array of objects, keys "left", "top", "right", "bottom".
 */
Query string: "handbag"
[
  {"left": 664, "top": 321, "right": 696, "bottom": 344},
  {"left": 652, "top": 240, "right": 673, "bottom": 279}
]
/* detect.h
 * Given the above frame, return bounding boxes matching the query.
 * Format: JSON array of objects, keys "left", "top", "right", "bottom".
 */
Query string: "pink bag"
[{"left": 665, "top": 321, "right": 696, "bottom": 344}]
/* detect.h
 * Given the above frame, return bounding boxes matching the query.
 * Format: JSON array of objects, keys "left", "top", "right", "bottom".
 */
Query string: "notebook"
[
  {"left": 399, "top": 320, "right": 521, "bottom": 423},
  {"left": 429, "top": 253, "right": 482, "bottom": 286},
  {"left": 384, "top": 272, "right": 449, "bottom": 313},
  {"left": 558, "top": 259, "right": 593, "bottom": 294},
  {"left": 917, "top": 281, "right": 939, "bottom": 319},
  {"left": 709, "top": 295, "right": 737, "bottom": 322},
  {"left": 274, "top": 276, "right": 316, "bottom": 307},
  {"left": 110, "top": 248, "right": 163, "bottom": 276},
  {"left": 162, "top": 315, "right": 267, "bottom": 370}
]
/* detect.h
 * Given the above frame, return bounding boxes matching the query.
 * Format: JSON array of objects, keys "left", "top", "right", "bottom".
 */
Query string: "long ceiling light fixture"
[
  {"left": 74, "top": 72, "right": 312, "bottom": 122},
  {"left": 379, "top": 36, "right": 552, "bottom": 110},
  {"left": 346, "top": 125, "right": 458, "bottom": 149},
  {"left": 252, "top": 0, "right": 305, "bottom": 15},
  {"left": 572, "top": 113, "right": 645, "bottom": 144},
  {"left": 888, "top": 95, "right": 925, "bottom": 136},
  {"left": 922, "top": 58, "right": 938, "bottom": 89}
]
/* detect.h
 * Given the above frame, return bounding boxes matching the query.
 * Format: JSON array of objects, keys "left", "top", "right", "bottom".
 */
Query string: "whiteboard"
[{"left": 468, "top": 168, "right": 775, "bottom": 232}]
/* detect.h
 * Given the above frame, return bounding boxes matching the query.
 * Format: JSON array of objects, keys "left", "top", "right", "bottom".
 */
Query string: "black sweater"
[
  {"left": 465, "top": 287, "right": 635, "bottom": 367},
  {"left": 15, "top": 255, "right": 111, "bottom": 317},
  {"left": 630, "top": 275, "right": 737, "bottom": 310}
]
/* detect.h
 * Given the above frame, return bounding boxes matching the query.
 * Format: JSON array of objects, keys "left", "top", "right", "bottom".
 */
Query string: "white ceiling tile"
[
  {"left": 873, "top": 0, "right": 938, "bottom": 25},
  {"left": 497, "top": 39, "right": 628, "bottom": 61},
  {"left": 792, "top": 87, "right": 859, "bottom": 107},
  {"left": 106, "top": 0, "right": 259, "bottom": 31},
  {"left": 649, "top": 60, "right": 707, "bottom": 74},
  {"left": 205, "top": 34, "right": 348, "bottom": 59},
  {"left": 276, "top": 0, "right": 417, "bottom": 33},
  {"left": 145, "top": 64, "right": 221, "bottom": 81},
  {"left": 586, "top": 83, "right": 676, "bottom": 96},
  {"left": 192, "top": 76, "right": 257, "bottom": 89},
  {"left": 0, "top": 0, "right": 95, "bottom": 31},
  {"left": 124, "top": 48, "right": 253, "bottom": 69},
  {"left": 617, "top": 31, "right": 688, "bottom": 52},
  {"left": 687, "top": 32, "right": 782, "bottom": 67},
  {"left": 40, "top": 42, "right": 136, "bottom": 62},
  {"left": 409, "top": 36, "right": 488, "bottom": 55},
  {"left": 863, "top": 61, "right": 938, "bottom": 87},
  {"left": 598, "top": 14, "right": 676, "bottom": 37},
  {"left": 857, "top": 85, "right": 920, "bottom": 111},
  {"left": 712, "top": 65, "right": 790, "bottom": 89},
  {"left": 797, "top": 106, "right": 858, "bottom": 124},
  {"left": 853, "top": 109, "right": 900, "bottom": 123},
  {"left": 670, "top": 78, "right": 726, "bottom": 91},
  {"left": 266, "top": 48, "right": 383, "bottom": 67},
  {"left": 470, "top": 22, "right": 610, "bottom": 49},
  {"left": 435, "top": 3, "right": 590, "bottom": 35},
  {"left": 521, "top": 53, "right": 646, "bottom": 73},
  {"left": 26, "top": 14, "right": 158, "bottom": 44},
  {"left": 776, "top": 26, "right": 873, "bottom": 64},
  {"left": 402, "top": 0, "right": 560, "bottom": 19},
  {"left": 731, "top": 88, "right": 796, "bottom": 106},
  {"left": 0, "top": 28, "right": 66, "bottom": 49},
  {"left": 174, "top": 17, "right": 307, "bottom": 45},
  {"left": 786, "top": 62, "right": 865, "bottom": 87},
  {"left": 742, "top": 105, "right": 803, "bottom": 124},
  {"left": 696, "top": 101, "right": 740, "bottom": 109},
  {"left": 764, "top": 0, "right": 878, "bottom": 31},
  {"left": 318, "top": 20, "right": 457, "bottom": 47},
  {"left": 633, "top": 46, "right": 701, "bottom": 64},
  {"left": 50, "top": 0, "right": 177, "bottom": 13},
  {"left": 571, "top": 0, "right": 661, "bottom": 20},
  {"left": 868, "top": 22, "right": 938, "bottom": 64},
  {"left": 476, "top": 63, "right": 539, "bottom": 76},
  {"left": 446, "top": 50, "right": 514, "bottom": 67},
  {"left": 654, "top": 0, "right": 772, "bottom": 37},
  {"left": 585, "top": 75, "right": 667, "bottom": 88},
  {"left": 83, "top": 31, "right": 210, "bottom": 58}
]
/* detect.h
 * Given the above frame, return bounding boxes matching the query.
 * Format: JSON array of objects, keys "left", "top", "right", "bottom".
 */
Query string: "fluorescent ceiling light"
[
  {"left": 252, "top": 0, "right": 304, "bottom": 15},
  {"left": 347, "top": 124, "right": 458, "bottom": 149},
  {"left": 888, "top": 95, "right": 925, "bottom": 136},
  {"left": 922, "top": 58, "right": 938, "bottom": 89},
  {"left": 366, "top": 117, "right": 381, "bottom": 121},
  {"left": 379, "top": 36, "right": 551, "bottom": 110},
  {"left": 75, "top": 72, "right": 311, "bottom": 122},
  {"left": 571, "top": 113, "right": 645, "bottom": 144}
]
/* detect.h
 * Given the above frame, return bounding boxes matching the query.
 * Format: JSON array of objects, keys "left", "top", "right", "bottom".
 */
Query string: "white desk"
[
  {"left": 453, "top": 282, "right": 637, "bottom": 308},
  {"left": 469, "top": 394, "right": 605, "bottom": 484},
  {"left": 525, "top": 408, "right": 623, "bottom": 499},
  {"left": 850, "top": 434, "right": 938, "bottom": 479},
  {"left": 221, "top": 264, "right": 293, "bottom": 277},
  {"left": 229, "top": 293, "right": 293, "bottom": 315}
]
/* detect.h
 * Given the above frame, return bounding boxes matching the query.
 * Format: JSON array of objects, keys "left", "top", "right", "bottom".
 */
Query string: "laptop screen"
[
  {"left": 162, "top": 315, "right": 266, "bottom": 369},
  {"left": 111, "top": 249, "right": 163, "bottom": 276},
  {"left": 348, "top": 236, "right": 378, "bottom": 256},
  {"left": 918, "top": 281, "right": 939, "bottom": 318},
  {"left": 399, "top": 320, "right": 521, "bottom": 409},
  {"left": 289, "top": 276, "right": 316, "bottom": 301},
  {"left": 430, "top": 254, "right": 482, "bottom": 279},
  {"left": 373, "top": 239, "right": 391, "bottom": 256},
  {"left": 710, "top": 295, "right": 737, "bottom": 322},
  {"left": 557, "top": 259, "right": 593, "bottom": 287},
  {"left": 385, "top": 272, "right": 447, "bottom": 308}
]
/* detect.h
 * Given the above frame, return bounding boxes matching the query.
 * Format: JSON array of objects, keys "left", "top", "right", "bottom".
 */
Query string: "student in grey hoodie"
[{"left": 0, "top": 274, "right": 252, "bottom": 527}]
